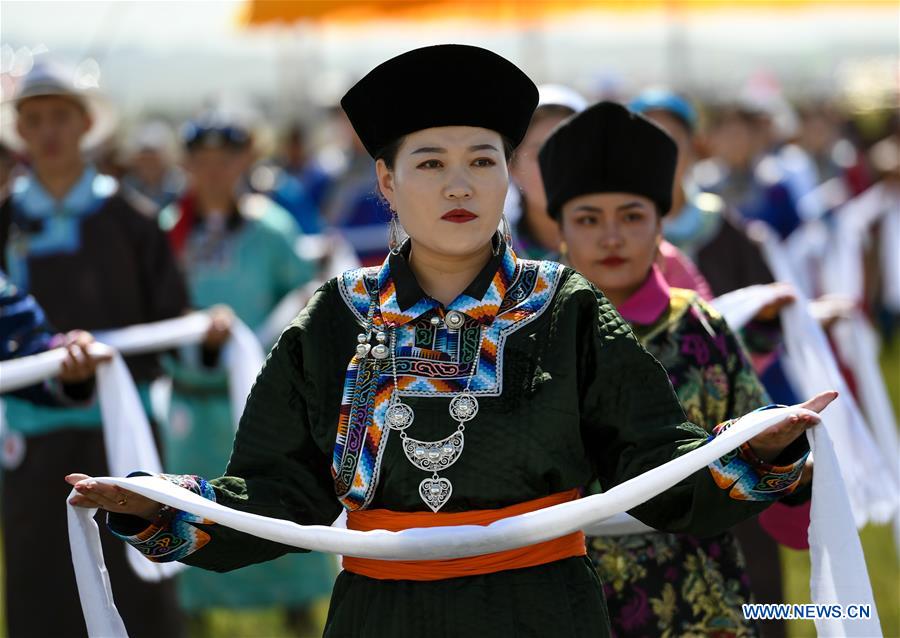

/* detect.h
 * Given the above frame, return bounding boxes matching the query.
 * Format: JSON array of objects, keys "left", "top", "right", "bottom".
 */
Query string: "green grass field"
[{"left": 2, "top": 338, "right": 898, "bottom": 638}]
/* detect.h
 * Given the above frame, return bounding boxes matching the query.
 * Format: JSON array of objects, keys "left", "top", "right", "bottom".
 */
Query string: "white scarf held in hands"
[
  {"left": 67, "top": 407, "right": 880, "bottom": 638},
  {"left": 752, "top": 228, "right": 900, "bottom": 528},
  {"left": 93, "top": 312, "right": 264, "bottom": 432},
  {"left": 0, "top": 311, "right": 265, "bottom": 582}
]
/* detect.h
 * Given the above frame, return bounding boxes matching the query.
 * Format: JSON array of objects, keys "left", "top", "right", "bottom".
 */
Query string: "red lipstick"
[
  {"left": 441, "top": 208, "right": 478, "bottom": 223},
  {"left": 599, "top": 256, "right": 627, "bottom": 267}
]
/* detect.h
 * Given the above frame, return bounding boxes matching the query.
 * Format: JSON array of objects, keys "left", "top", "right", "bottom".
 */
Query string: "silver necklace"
[{"left": 383, "top": 320, "right": 484, "bottom": 512}]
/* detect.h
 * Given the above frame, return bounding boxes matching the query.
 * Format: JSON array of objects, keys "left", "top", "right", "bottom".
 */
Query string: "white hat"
[
  {"left": 1, "top": 60, "right": 118, "bottom": 153},
  {"left": 126, "top": 120, "right": 178, "bottom": 161},
  {"left": 537, "top": 84, "right": 588, "bottom": 114}
]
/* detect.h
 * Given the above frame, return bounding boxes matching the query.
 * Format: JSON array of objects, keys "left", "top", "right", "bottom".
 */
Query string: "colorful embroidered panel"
[
  {"left": 110, "top": 474, "right": 217, "bottom": 562},
  {"left": 707, "top": 412, "right": 808, "bottom": 502},
  {"left": 333, "top": 249, "right": 565, "bottom": 510}
]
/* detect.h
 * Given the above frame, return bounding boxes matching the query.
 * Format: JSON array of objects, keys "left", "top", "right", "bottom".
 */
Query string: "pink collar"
[{"left": 616, "top": 265, "right": 671, "bottom": 325}]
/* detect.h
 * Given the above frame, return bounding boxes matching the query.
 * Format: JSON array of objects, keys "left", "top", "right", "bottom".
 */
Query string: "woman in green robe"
[
  {"left": 155, "top": 113, "right": 336, "bottom": 628},
  {"left": 540, "top": 100, "right": 807, "bottom": 637},
  {"left": 67, "top": 45, "right": 834, "bottom": 638}
]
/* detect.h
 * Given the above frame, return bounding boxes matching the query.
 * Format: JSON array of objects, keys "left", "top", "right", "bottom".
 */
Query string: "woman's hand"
[
  {"left": 809, "top": 294, "right": 856, "bottom": 330},
  {"left": 65, "top": 473, "right": 162, "bottom": 521},
  {"left": 203, "top": 305, "right": 234, "bottom": 349},
  {"left": 56, "top": 331, "right": 111, "bottom": 384},
  {"left": 753, "top": 283, "right": 796, "bottom": 322},
  {"left": 746, "top": 391, "right": 838, "bottom": 463}
]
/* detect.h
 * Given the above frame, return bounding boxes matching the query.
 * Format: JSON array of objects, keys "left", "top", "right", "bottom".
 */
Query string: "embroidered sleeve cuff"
[
  {"left": 107, "top": 473, "right": 217, "bottom": 563},
  {"left": 707, "top": 407, "right": 809, "bottom": 502}
]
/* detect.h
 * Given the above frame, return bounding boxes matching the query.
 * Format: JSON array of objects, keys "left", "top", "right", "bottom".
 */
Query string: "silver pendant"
[
  {"left": 449, "top": 391, "right": 479, "bottom": 423},
  {"left": 419, "top": 476, "right": 452, "bottom": 512},
  {"left": 403, "top": 431, "right": 464, "bottom": 472},
  {"left": 385, "top": 400, "right": 415, "bottom": 430},
  {"left": 371, "top": 344, "right": 389, "bottom": 360}
]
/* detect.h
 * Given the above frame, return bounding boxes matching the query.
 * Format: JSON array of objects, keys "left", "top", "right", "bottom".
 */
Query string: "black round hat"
[
  {"left": 341, "top": 44, "right": 539, "bottom": 159},
  {"left": 538, "top": 101, "right": 678, "bottom": 219}
]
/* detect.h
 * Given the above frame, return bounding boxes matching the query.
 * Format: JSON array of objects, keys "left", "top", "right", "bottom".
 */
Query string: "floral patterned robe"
[{"left": 588, "top": 267, "right": 774, "bottom": 638}]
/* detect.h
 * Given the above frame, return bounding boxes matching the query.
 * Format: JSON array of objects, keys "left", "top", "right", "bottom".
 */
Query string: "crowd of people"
[{"left": 0, "top": 47, "right": 897, "bottom": 638}]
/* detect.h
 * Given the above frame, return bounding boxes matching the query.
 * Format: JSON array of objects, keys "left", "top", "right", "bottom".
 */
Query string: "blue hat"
[
  {"left": 629, "top": 88, "right": 697, "bottom": 133},
  {"left": 181, "top": 110, "right": 251, "bottom": 151}
]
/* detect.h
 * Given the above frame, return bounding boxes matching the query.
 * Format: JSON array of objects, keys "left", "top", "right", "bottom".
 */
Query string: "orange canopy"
[{"left": 240, "top": 0, "right": 895, "bottom": 26}]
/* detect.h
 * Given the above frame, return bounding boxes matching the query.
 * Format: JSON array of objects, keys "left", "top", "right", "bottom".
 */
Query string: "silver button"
[{"left": 445, "top": 311, "right": 464, "bottom": 329}]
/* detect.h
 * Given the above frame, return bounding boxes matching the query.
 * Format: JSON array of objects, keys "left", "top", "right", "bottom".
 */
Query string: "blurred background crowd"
[{"left": 1, "top": 1, "right": 897, "bottom": 637}]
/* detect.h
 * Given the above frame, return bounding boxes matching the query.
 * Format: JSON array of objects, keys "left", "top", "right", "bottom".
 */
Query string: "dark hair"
[{"left": 376, "top": 134, "right": 516, "bottom": 169}]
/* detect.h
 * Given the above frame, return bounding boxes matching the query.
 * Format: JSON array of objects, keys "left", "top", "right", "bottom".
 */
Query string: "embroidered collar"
[
  {"left": 11, "top": 165, "right": 115, "bottom": 220},
  {"left": 376, "top": 239, "right": 518, "bottom": 327},
  {"left": 617, "top": 264, "right": 671, "bottom": 326}
]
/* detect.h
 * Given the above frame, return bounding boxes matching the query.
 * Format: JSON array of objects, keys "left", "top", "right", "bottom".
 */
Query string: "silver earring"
[
  {"left": 389, "top": 211, "right": 404, "bottom": 256},
  {"left": 500, "top": 213, "right": 512, "bottom": 245}
]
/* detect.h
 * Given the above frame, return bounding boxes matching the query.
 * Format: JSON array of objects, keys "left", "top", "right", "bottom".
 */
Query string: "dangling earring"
[
  {"left": 558, "top": 240, "right": 568, "bottom": 262},
  {"left": 500, "top": 213, "right": 512, "bottom": 245},
  {"left": 389, "top": 210, "right": 404, "bottom": 256},
  {"left": 492, "top": 213, "right": 511, "bottom": 256}
]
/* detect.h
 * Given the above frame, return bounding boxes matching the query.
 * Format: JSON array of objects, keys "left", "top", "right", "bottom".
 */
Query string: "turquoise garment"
[
  {"left": 161, "top": 196, "right": 314, "bottom": 332},
  {"left": 3, "top": 384, "right": 152, "bottom": 436},
  {"left": 5, "top": 166, "right": 114, "bottom": 290},
  {"left": 159, "top": 195, "right": 335, "bottom": 610}
]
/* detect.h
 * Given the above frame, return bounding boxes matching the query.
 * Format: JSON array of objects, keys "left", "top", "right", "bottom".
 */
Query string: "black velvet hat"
[
  {"left": 538, "top": 101, "right": 678, "bottom": 219},
  {"left": 341, "top": 44, "right": 539, "bottom": 159}
]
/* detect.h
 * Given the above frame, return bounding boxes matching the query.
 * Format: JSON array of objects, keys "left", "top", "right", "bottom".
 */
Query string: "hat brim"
[{"left": 0, "top": 88, "right": 118, "bottom": 154}]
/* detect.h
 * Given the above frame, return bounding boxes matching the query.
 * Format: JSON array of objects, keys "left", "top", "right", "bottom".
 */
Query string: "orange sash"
[{"left": 343, "top": 489, "right": 586, "bottom": 581}]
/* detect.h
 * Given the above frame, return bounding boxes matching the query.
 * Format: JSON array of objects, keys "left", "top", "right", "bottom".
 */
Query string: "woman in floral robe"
[{"left": 540, "top": 100, "right": 810, "bottom": 637}]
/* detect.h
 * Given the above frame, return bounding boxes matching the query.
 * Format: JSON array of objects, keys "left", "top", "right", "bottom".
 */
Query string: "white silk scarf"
[
  {"left": 755, "top": 226, "right": 899, "bottom": 528},
  {"left": 0, "top": 312, "right": 265, "bottom": 582},
  {"left": 66, "top": 407, "right": 880, "bottom": 637}
]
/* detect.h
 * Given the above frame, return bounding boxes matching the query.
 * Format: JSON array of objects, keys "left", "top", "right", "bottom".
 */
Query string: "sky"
[{"left": 2, "top": 1, "right": 897, "bottom": 125}]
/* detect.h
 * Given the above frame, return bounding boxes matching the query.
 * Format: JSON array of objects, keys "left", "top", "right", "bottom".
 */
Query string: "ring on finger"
[{"left": 116, "top": 493, "right": 128, "bottom": 506}]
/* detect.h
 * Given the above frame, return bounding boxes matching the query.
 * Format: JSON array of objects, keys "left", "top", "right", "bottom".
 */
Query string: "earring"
[
  {"left": 500, "top": 213, "right": 512, "bottom": 245},
  {"left": 558, "top": 241, "right": 568, "bottom": 261},
  {"left": 389, "top": 210, "right": 404, "bottom": 256}
]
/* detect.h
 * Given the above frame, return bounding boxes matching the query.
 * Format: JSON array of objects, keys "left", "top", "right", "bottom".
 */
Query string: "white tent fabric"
[{"left": 67, "top": 406, "right": 880, "bottom": 637}]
